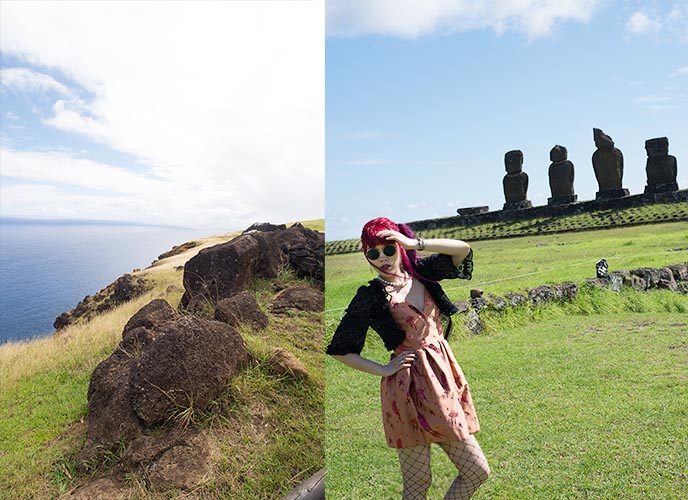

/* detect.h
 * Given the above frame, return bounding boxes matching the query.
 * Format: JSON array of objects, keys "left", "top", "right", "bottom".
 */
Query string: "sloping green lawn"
[{"left": 326, "top": 313, "right": 688, "bottom": 499}]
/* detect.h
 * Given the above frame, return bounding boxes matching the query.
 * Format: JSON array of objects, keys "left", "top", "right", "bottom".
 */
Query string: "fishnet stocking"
[
  {"left": 397, "top": 445, "right": 432, "bottom": 500},
  {"left": 439, "top": 436, "right": 490, "bottom": 500},
  {"left": 397, "top": 436, "right": 489, "bottom": 500}
]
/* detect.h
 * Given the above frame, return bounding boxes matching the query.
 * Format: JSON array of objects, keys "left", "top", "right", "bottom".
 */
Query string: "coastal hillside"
[{"left": 0, "top": 220, "right": 324, "bottom": 500}]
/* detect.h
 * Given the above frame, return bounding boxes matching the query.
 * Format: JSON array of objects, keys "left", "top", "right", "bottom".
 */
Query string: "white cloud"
[
  {"left": 626, "top": 2, "right": 688, "bottom": 40},
  {"left": 0, "top": 1, "right": 323, "bottom": 229},
  {"left": 671, "top": 65, "right": 688, "bottom": 76},
  {"left": 626, "top": 11, "right": 656, "bottom": 35},
  {"left": 327, "top": 0, "right": 602, "bottom": 39},
  {"left": 0, "top": 67, "right": 71, "bottom": 96}
]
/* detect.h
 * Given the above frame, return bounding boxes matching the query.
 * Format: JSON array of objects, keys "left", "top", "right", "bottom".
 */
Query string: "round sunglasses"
[{"left": 366, "top": 244, "right": 396, "bottom": 260}]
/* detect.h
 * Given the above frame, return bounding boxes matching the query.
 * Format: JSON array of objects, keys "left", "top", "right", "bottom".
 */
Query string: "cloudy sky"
[
  {"left": 326, "top": 0, "right": 688, "bottom": 240},
  {"left": 1, "top": 1, "right": 323, "bottom": 232}
]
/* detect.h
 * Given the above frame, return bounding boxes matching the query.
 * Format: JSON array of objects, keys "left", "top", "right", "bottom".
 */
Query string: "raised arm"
[{"left": 377, "top": 229, "right": 471, "bottom": 267}]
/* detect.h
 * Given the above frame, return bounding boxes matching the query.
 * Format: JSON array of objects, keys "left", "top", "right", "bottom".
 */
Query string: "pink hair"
[{"left": 361, "top": 217, "right": 419, "bottom": 279}]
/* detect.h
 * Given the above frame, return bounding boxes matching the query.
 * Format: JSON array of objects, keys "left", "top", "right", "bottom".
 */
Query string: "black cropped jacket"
[{"left": 326, "top": 251, "right": 473, "bottom": 356}]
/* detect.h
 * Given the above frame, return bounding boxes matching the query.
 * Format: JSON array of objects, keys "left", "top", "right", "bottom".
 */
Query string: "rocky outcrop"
[
  {"left": 180, "top": 231, "right": 286, "bottom": 312},
  {"left": 276, "top": 223, "right": 325, "bottom": 286},
  {"left": 270, "top": 286, "right": 324, "bottom": 314},
  {"left": 214, "top": 291, "right": 268, "bottom": 330},
  {"left": 267, "top": 347, "right": 310, "bottom": 379},
  {"left": 84, "top": 299, "right": 248, "bottom": 447},
  {"left": 154, "top": 241, "right": 199, "bottom": 262},
  {"left": 54, "top": 273, "right": 150, "bottom": 331},
  {"left": 586, "top": 263, "right": 686, "bottom": 293},
  {"left": 180, "top": 223, "right": 324, "bottom": 313},
  {"left": 130, "top": 315, "right": 248, "bottom": 427}
]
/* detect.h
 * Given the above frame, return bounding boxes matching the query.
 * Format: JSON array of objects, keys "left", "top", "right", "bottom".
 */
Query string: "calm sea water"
[{"left": 0, "top": 221, "right": 208, "bottom": 344}]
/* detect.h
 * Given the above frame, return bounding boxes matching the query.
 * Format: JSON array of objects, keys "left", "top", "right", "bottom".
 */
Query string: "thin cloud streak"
[{"left": 327, "top": 0, "right": 602, "bottom": 39}]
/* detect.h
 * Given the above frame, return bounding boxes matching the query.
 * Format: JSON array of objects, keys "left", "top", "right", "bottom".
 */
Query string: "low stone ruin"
[
  {"left": 455, "top": 282, "right": 579, "bottom": 335},
  {"left": 455, "top": 262, "right": 687, "bottom": 335},
  {"left": 586, "top": 263, "right": 688, "bottom": 294}
]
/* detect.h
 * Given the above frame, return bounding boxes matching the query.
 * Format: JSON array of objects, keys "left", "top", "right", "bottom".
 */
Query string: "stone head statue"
[
  {"left": 593, "top": 128, "right": 614, "bottom": 150},
  {"left": 645, "top": 137, "right": 669, "bottom": 157},
  {"left": 505, "top": 150, "right": 523, "bottom": 174},
  {"left": 550, "top": 145, "right": 568, "bottom": 162}
]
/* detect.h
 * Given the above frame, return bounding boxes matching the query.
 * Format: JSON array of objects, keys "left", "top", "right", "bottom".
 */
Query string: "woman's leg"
[
  {"left": 397, "top": 444, "right": 433, "bottom": 500},
  {"left": 438, "top": 436, "right": 490, "bottom": 500}
]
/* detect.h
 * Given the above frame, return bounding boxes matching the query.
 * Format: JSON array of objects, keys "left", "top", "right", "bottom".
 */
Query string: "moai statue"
[
  {"left": 503, "top": 150, "right": 533, "bottom": 210},
  {"left": 547, "top": 145, "right": 577, "bottom": 206},
  {"left": 592, "top": 128, "right": 629, "bottom": 200},
  {"left": 644, "top": 137, "right": 678, "bottom": 194}
]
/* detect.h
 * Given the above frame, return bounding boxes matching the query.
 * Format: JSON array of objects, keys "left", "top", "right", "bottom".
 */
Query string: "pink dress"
[{"left": 380, "top": 281, "right": 480, "bottom": 448}]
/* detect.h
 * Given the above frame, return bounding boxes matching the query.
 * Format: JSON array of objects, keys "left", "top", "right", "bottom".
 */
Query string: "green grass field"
[{"left": 325, "top": 222, "right": 688, "bottom": 499}]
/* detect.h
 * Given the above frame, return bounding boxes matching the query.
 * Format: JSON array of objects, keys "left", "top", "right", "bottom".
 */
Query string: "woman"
[{"left": 326, "top": 217, "right": 490, "bottom": 500}]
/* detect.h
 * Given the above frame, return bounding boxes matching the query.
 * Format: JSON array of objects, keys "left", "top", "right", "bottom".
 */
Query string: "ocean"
[{"left": 0, "top": 221, "right": 208, "bottom": 344}]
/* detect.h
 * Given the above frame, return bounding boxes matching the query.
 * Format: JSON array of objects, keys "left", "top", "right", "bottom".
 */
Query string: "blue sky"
[
  {"left": 326, "top": 0, "right": 688, "bottom": 240},
  {"left": 1, "top": 1, "right": 323, "bottom": 232}
]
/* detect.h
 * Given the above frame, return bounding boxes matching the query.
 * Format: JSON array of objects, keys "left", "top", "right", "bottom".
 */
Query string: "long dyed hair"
[{"left": 361, "top": 217, "right": 418, "bottom": 279}]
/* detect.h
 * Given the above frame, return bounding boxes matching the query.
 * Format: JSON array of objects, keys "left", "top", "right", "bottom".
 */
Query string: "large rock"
[
  {"left": 180, "top": 232, "right": 287, "bottom": 312},
  {"left": 62, "top": 478, "right": 128, "bottom": 500},
  {"left": 267, "top": 347, "right": 309, "bottom": 379},
  {"left": 273, "top": 223, "right": 325, "bottom": 285},
  {"left": 180, "top": 224, "right": 324, "bottom": 312},
  {"left": 86, "top": 301, "right": 179, "bottom": 447},
  {"left": 270, "top": 286, "right": 324, "bottom": 314},
  {"left": 130, "top": 316, "right": 249, "bottom": 427},
  {"left": 214, "top": 291, "right": 268, "bottom": 330},
  {"left": 123, "top": 429, "right": 213, "bottom": 492}
]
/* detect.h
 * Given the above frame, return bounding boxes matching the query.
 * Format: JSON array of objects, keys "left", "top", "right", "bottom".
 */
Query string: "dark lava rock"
[
  {"left": 504, "top": 292, "right": 526, "bottom": 307},
  {"left": 266, "top": 347, "right": 309, "bottom": 379},
  {"left": 274, "top": 223, "right": 325, "bottom": 286},
  {"left": 156, "top": 241, "right": 198, "bottom": 262},
  {"left": 112, "top": 274, "right": 149, "bottom": 303},
  {"left": 214, "top": 291, "right": 268, "bottom": 330},
  {"left": 124, "top": 428, "right": 213, "bottom": 492},
  {"left": 130, "top": 316, "right": 249, "bottom": 427},
  {"left": 180, "top": 232, "right": 286, "bottom": 312},
  {"left": 86, "top": 345, "right": 146, "bottom": 448},
  {"left": 552, "top": 282, "right": 578, "bottom": 300},
  {"left": 466, "top": 310, "right": 484, "bottom": 335},
  {"left": 63, "top": 478, "right": 128, "bottom": 500},
  {"left": 667, "top": 263, "right": 688, "bottom": 282},
  {"left": 244, "top": 222, "right": 287, "bottom": 233},
  {"left": 529, "top": 285, "right": 555, "bottom": 305},
  {"left": 122, "top": 299, "right": 179, "bottom": 339},
  {"left": 454, "top": 300, "right": 470, "bottom": 313},
  {"left": 270, "top": 286, "right": 324, "bottom": 314}
]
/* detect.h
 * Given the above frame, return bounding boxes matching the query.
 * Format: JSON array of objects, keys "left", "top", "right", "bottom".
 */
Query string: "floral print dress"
[{"left": 380, "top": 280, "right": 480, "bottom": 449}]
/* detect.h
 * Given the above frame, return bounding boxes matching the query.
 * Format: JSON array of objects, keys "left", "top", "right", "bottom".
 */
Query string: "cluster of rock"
[
  {"left": 586, "top": 263, "right": 688, "bottom": 294},
  {"left": 54, "top": 274, "right": 150, "bottom": 330},
  {"left": 67, "top": 223, "right": 324, "bottom": 498},
  {"left": 455, "top": 262, "right": 687, "bottom": 335},
  {"left": 181, "top": 222, "right": 324, "bottom": 313},
  {"left": 455, "top": 283, "right": 579, "bottom": 335},
  {"left": 498, "top": 129, "right": 680, "bottom": 211},
  {"left": 152, "top": 240, "right": 199, "bottom": 263}
]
